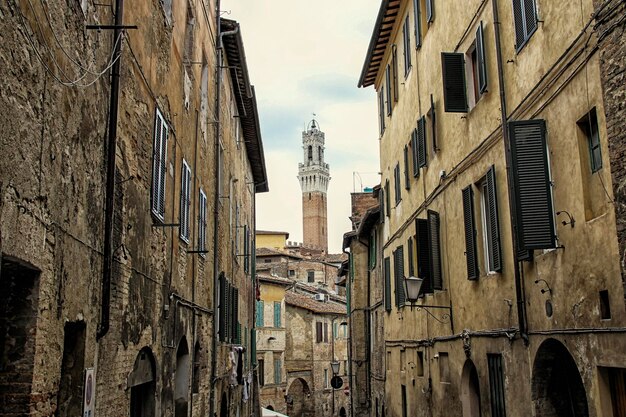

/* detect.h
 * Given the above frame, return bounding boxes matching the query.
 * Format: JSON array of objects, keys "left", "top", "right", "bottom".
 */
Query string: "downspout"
[
  {"left": 491, "top": 0, "right": 529, "bottom": 342},
  {"left": 98, "top": 0, "right": 124, "bottom": 340},
  {"left": 357, "top": 236, "right": 372, "bottom": 412},
  {"left": 190, "top": 108, "right": 199, "bottom": 413},
  {"left": 342, "top": 244, "right": 354, "bottom": 417},
  {"left": 209, "top": 7, "right": 240, "bottom": 416}
]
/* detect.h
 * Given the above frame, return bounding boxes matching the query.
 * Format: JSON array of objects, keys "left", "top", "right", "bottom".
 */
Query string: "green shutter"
[
  {"left": 462, "top": 185, "right": 479, "bottom": 280},
  {"left": 274, "top": 302, "right": 281, "bottom": 327},
  {"left": 509, "top": 120, "right": 556, "bottom": 250},
  {"left": 404, "top": 145, "right": 411, "bottom": 190},
  {"left": 411, "top": 129, "right": 420, "bottom": 177},
  {"left": 394, "top": 246, "right": 406, "bottom": 307},
  {"left": 417, "top": 116, "right": 427, "bottom": 168},
  {"left": 413, "top": 0, "right": 422, "bottom": 48},
  {"left": 441, "top": 52, "right": 468, "bottom": 113},
  {"left": 256, "top": 300, "right": 264, "bottom": 328},
  {"left": 476, "top": 22, "right": 488, "bottom": 94}
]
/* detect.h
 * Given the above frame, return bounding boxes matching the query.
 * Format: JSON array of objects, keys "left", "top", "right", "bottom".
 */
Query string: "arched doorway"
[
  {"left": 286, "top": 378, "right": 313, "bottom": 417},
  {"left": 461, "top": 359, "right": 482, "bottom": 417},
  {"left": 220, "top": 392, "right": 228, "bottom": 417},
  {"left": 339, "top": 406, "right": 347, "bottom": 417},
  {"left": 129, "top": 347, "right": 156, "bottom": 417},
  {"left": 266, "top": 405, "right": 274, "bottom": 411},
  {"left": 175, "top": 337, "right": 190, "bottom": 417},
  {"left": 531, "top": 339, "right": 589, "bottom": 417}
]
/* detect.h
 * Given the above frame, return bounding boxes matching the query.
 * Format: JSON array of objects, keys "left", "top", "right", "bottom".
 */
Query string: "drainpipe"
[
  {"left": 98, "top": 0, "right": 124, "bottom": 340},
  {"left": 491, "top": 0, "right": 529, "bottom": 342},
  {"left": 209, "top": 6, "right": 240, "bottom": 416}
]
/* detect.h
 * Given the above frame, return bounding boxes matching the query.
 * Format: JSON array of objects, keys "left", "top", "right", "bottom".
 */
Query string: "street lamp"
[
  {"left": 404, "top": 276, "right": 454, "bottom": 329},
  {"left": 331, "top": 360, "right": 340, "bottom": 376}
]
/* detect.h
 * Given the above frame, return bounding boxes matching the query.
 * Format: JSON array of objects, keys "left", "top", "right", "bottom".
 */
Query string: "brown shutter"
[
  {"left": 417, "top": 116, "right": 427, "bottom": 168},
  {"left": 486, "top": 166, "right": 502, "bottom": 272},
  {"left": 462, "top": 186, "right": 479, "bottom": 280},
  {"left": 384, "top": 257, "right": 392, "bottom": 311},
  {"left": 427, "top": 210, "right": 443, "bottom": 290},
  {"left": 441, "top": 53, "right": 468, "bottom": 113}
]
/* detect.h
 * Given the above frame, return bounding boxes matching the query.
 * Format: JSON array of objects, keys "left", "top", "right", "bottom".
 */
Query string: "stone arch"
[
  {"left": 460, "top": 359, "right": 482, "bottom": 417},
  {"left": 129, "top": 347, "right": 156, "bottom": 417},
  {"left": 531, "top": 338, "right": 589, "bottom": 417},
  {"left": 174, "top": 337, "right": 190, "bottom": 417},
  {"left": 339, "top": 406, "right": 347, "bottom": 417},
  {"left": 286, "top": 377, "right": 313, "bottom": 417},
  {"left": 266, "top": 405, "right": 274, "bottom": 411}
]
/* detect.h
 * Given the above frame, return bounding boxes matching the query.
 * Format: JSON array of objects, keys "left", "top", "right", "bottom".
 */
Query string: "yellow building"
[
  {"left": 257, "top": 230, "right": 291, "bottom": 251},
  {"left": 356, "top": 0, "right": 626, "bottom": 416}
]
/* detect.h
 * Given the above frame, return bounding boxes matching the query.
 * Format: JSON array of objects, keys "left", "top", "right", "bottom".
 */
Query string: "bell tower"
[{"left": 297, "top": 119, "right": 330, "bottom": 253}]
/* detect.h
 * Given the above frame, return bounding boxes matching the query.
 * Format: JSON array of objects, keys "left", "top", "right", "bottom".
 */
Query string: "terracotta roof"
[
  {"left": 323, "top": 253, "right": 348, "bottom": 263},
  {"left": 221, "top": 19, "right": 268, "bottom": 193},
  {"left": 258, "top": 274, "right": 293, "bottom": 286},
  {"left": 358, "top": 0, "right": 402, "bottom": 88},
  {"left": 285, "top": 291, "right": 347, "bottom": 315},
  {"left": 256, "top": 247, "right": 303, "bottom": 259}
]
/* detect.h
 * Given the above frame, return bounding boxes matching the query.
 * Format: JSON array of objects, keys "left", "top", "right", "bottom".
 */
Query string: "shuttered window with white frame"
[
  {"left": 180, "top": 159, "right": 191, "bottom": 242},
  {"left": 198, "top": 188, "right": 207, "bottom": 256},
  {"left": 152, "top": 108, "right": 168, "bottom": 221}
]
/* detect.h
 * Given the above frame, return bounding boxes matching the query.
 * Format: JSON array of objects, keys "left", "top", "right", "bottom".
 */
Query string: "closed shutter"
[
  {"left": 412, "top": 129, "right": 420, "bottom": 177},
  {"left": 486, "top": 166, "right": 503, "bottom": 272},
  {"left": 274, "top": 302, "right": 281, "bottom": 327},
  {"left": 417, "top": 116, "right": 427, "bottom": 168},
  {"left": 198, "top": 189, "right": 207, "bottom": 253},
  {"left": 408, "top": 237, "right": 414, "bottom": 277},
  {"left": 256, "top": 300, "right": 264, "bottom": 328},
  {"left": 426, "top": 0, "right": 434, "bottom": 23},
  {"left": 403, "top": 16, "right": 411, "bottom": 76},
  {"left": 488, "top": 354, "right": 508, "bottom": 417},
  {"left": 378, "top": 90, "right": 385, "bottom": 135},
  {"left": 244, "top": 225, "right": 249, "bottom": 273},
  {"left": 415, "top": 219, "right": 433, "bottom": 294},
  {"left": 386, "top": 65, "right": 392, "bottom": 116},
  {"left": 224, "top": 280, "right": 231, "bottom": 341},
  {"left": 394, "top": 246, "right": 405, "bottom": 307},
  {"left": 427, "top": 210, "right": 443, "bottom": 290},
  {"left": 462, "top": 186, "right": 479, "bottom": 280},
  {"left": 509, "top": 120, "right": 556, "bottom": 250},
  {"left": 394, "top": 164, "right": 401, "bottom": 204},
  {"left": 441, "top": 53, "right": 468, "bottom": 113},
  {"left": 380, "top": 187, "right": 386, "bottom": 223},
  {"left": 413, "top": 0, "right": 422, "bottom": 48},
  {"left": 180, "top": 161, "right": 191, "bottom": 241},
  {"left": 385, "top": 180, "right": 391, "bottom": 217},
  {"left": 430, "top": 94, "right": 437, "bottom": 152},
  {"left": 476, "top": 22, "right": 487, "bottom": 94},
  {"left": 219, "top": 273, "right": 227, "bottom": 341},
  {"left": 404, "top": 145, "right": 411, "bottom": 190},
  {"left": 384, "top": 257, "right": 392, "bottom": 311},
  {"left": 232, "top": 286, "right": 239, "bottom": 343},
  {"left": 324, "top": 323, "right": 328, "bottom": 342},
  {"left": 392, "top": 45, "right": 399, "bottom": 102},
  {"left": 316, "top": 322, "right": 323, "bottom": 343}
]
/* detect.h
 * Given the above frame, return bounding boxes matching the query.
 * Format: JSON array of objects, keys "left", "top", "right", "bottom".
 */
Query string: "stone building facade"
[
  {"left": 298, "top": 120, "right": 330, "bottom": 254},
  {"left": 353, "top": 1, "right": 626, "bottom": 417},
  {"left": 0, "top": 1, "right": 266, "bottom": 417}
]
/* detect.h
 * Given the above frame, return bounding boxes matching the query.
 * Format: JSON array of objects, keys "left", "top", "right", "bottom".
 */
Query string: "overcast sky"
[{"left": 223, "top": 0, "right": 382, "bottom": 253}]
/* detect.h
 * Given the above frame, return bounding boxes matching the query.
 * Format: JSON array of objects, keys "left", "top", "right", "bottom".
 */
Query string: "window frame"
[
  {"left": 151, "top": 108, "right": 168, "bottom": 221},
  {"left": 512, "top": 0, "right": 539, "bottom": 53},
  {"left": 179, "top": 159, "right": 192, "bottom": 243}
]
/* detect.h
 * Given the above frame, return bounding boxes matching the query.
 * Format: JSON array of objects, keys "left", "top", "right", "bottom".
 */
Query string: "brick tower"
[{"left": 298, "top": 119, "right": 330, "bottom": 253}]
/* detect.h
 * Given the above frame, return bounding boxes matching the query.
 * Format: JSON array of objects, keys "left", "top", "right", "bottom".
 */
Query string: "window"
[
  {"left": 509, "top": 120, "right": 556, "bottom": 251},
  {"left": 393, "top": 246, "right": 405, "bottom": 308},
  {"left": 384, "top": 257, "right": 392, "bottom": 311},
  {"left": 288, "top": 269, "right": 295, "bottom": 277},
  {"left": 403, "top": 145, "right": 411, "bottom": 190},
  {"left": 417, "top": 116, "right": 427, "bottom": 168},
  {"left": 385, "top": 65, "right": 392, "bottom": 116},
  {"left": 274, "top": 356, "right": 282, "bottom": 384},
  {"left": 463, "top": 166, "right": 502, "bottom": 279},
  {"left": 413, "top": 0, "right": 433, "bottom": 48},
  {"left": 442, "top": 53, "right": 468, "bottom": 113},
  {"left": 392, "top": 46, "right": 399, "bottom": 103},
  {"left": 465, "top": 22, "right": 488, "bottom": 109},
  {"left": 369, "top": 230, "right": 377, "bottom": 270},
  {"left": 415, "top": 211, "right": 443, "bottom": 294},
  {"left": 258, "top": 358, "right": 265, "bottom": 386},
  {"left": 324, "top": 369, "right": 329, "bottom": 388},
  {"left": 256, "top": 301, "right": 264, "bottom": 328},
  {"left": 416, "top": 351, "right": 424, "bottom": 376},
  {"left": 429, "top": 94, "right": 438, "bottom": 153},
  {"left": 323, "top": 322, "right": 328, "bottom": 343},
  {"left": 394, "top": 163, "right": 402, "bottom": 205},
  {"left": 578, "top": 108, "right": 602, "bottom": 173},
  {"left": 401, "top": 385, "right": 408, "bottom": 417},
  {"left": 198, "top": 189, "right": 207, "bottom": 257},
  {"left": 151, "top": 108, "right": 168, "bottom": 220},
  {"left": 378, "top": 90, "right": 386, "bottom": 135},
  {"left": 439, "top": 352, "right": 450, "bottom": 383},
  {"left": 488, "top": 354, "right": 507, "bottom": 417},
  {"left": 384, "top": 180, "right": 391, "bottom": 216},
  {"left": 180, "top": 159, "right": 191, "bottom": 242},
  {"left": 408, "top": 237, "right": 414, "bottom": 277},
  {"left": 411, "top": 129, "right": 419, "bottom": 177},
  {"left": 402, "top": 15, "right": 412, "bottom": 77},
  {"left": 273, "top": 302, "right": 281, "bottom": 327},
  {"left": 308, "top": 145, "right": 313, "bottom": 161},
  {"left": 307, "top": 270, "right": 315, "bottom": 283},
  {"left": 512, "top": 0, "right": 538, "bottom": 51},
  {"left": 316, "top": 322, "right": 323, "bottom": 343},
  {"left": 333, "top": 322, "right": 338, "bottom": 339},
  {"left": 400, "top": 349, "right": 406, "bottom": 371}
]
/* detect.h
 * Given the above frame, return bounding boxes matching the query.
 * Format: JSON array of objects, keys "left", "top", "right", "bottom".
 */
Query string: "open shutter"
[
  {"left": 384, "top": 257, "right": 392, "bottom": 311},
  {"left": 394, "top": 246, "right": 405, "bottom": 307},
  {"left": 430, "top": 94, "right": 437, "bottom": 152},
  {"left": 412, "top": 129, "right": 420, "bottom": 177},
  {"left": 224, "top": 280, "right": 231, "bottom": 341},
  {"left": 151, "top": 113, "right": 162, "bottom": 216},
  {"left": 386, "top": 65, "right": 392, "bottom": 116},
  {"left": 378, "top": 90, "right": 385, "bottom": 135},
  {"left": 385, "top": 180, "right": 391, "bottom": 217},
  {"left": 426, "top": 0, "right": 434, "bottom": 23},
  {"left": 392, "top": 45, "right": 399, "bottom": 102},
  {"left": 256, "top": 300, "right": 264, "bottom": 328},
  {"left": 476, "top": 22, "right": 488, "bottom": 94},
  {"left": 486, "top": 166, "right": 503, "bottom": 272},
  {"left": 417, "top": 116, "right": 427, "bottom": 167},
  {"left": 509, "top": 120, "right": 556, "bottom": 250},
  {"left": 427, "top": 210, "right": 443, "bottom": 290},
  {"left": 462, "top": 186, "right": 479, "bottom": 280},
  {"left": 404, "top": 145, "right": 411, "bottom": 190},
  {"left": 316, "top": 322, "right": 323, "bottom": 343},
  {"left": 512, "top": 0, "right": 525, "bottom": 49},
  {"left": 415, "top": 219, "right": 433, "bottom": 294},
  {"left": 219, "top": 273, "right": 227, "bottom": 341},
  {"left": 394, "top": 164, "right": 401, "bottom": 204},
  {"left": 413, "top": 0, "right": 422, "bottom": 48},
  {"left": 408, "top": 237, "right": 415, "bottom": 277},
  {"left": 441, "top": 53, "right": 468, "bottom": 113},
  {"left": 232, "top": 287, "right": 239, "bottom": 343},
  {"left": 523, "top": 0, "right": 538, "bottom": 44}
]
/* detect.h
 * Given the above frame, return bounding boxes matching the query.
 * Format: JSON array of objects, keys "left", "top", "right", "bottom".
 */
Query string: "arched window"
[
  {"left": 319, "top": 146, "right": 323, "bottom": 162},
  {"left": 308, "top": 145, "right": 313, "bottom": 161},
  {"left": 175, "top": 338, "right": 190, "bottom": 417}
]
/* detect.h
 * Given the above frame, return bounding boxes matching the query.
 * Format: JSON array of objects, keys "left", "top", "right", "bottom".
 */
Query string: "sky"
[{"left": 222, "top": 0, "right": 382, "bottom": 253}]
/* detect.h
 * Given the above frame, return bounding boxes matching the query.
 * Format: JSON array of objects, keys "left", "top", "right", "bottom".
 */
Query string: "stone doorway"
[
  {"left": 129, "top": 348, "right": 156, "bottom": 417},
  {"left": 531, "top": 339, "right": 589, "bottom": 417},
  {"left": 174, "top": 337, "right": 190, "bottom": 417},
  {"left": 461, "top": 359, "right": 482, "bottom": 417},
  {"left": 286, "top": 378, "right": 313, "bottom": 417},
  {"left": 0, "top": 256, "right": 40, "bottom": 417}
]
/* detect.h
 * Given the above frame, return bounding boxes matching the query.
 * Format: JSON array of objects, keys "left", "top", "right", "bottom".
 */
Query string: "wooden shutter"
[
  {"left": 244, "top": 225, "right": 250, "bottom": 273},
  {"left": 509, "top": 120, "right": 556, "bottom": 250},
  {"left": 392, "top": 46, "right": 399, "bottom": 103},
  {"left": 394, "top": 164, "right": 401, "bottom": 204},
  {"left": 224, "top": 280, "right": 231, "bottom": 341},
  {"left": 512, "top": 0, "right": 525, "bottom": 49},
  {"left": 219, "top": 273, "right": 226, "bottom": 341},
  {"left": 274, "top": 302, "right": 281, "bottom": 327},
  {"left": 378, "top": 90, "right": 385, "bottom": 135},
  {"left": 415, "top": 219, "right": 433, "bottom": 294},
  {"left": 404, "top": 145, "right": 411, "bottom": 190},
  {"left": 232, "top": 286, "right": 239, "bottom": 343},
  {"left": 411, "top": 129, "right": 420, "bottom": 177},
  {"left": 408, "top": 237, "right": 414, "bottom": 277},
  {"left": 384, "top": 257, "right": 392, "bottom": 311},
  {"left": 441, "top": 53, "right": 468, "bottom": 113},
  {"left": 180, "top": 161, "right": 191, "bottom": 241},
  {"left": 462, "top": 186, "right": 479, "bottom": 280},
  {"left": 417, "top": 116, "right": 427, "bottom": 168},
  {"left": 523, "top": 0, "right": 537, "bottom": 44},
  {"left": 385, "top": 180, "right": 391, "bottom": 216},
  {"left": 256, "top": 300, "right": 264, "bottom": 328},
  {"left": 427, "top": 210, "right": 443, "bottom": 290},
  {"left": 386, "top": 65, "right": 392, "bottom": 115},
  {"left": 324, "top": 323, "right": 328, "bottom": 342},
  {"left": 394, "top": 246, "right": 405, "bottom": 307},
  {"left": 426, "top": 0, "right": 434, "bottom": 23},
  {"left": 430, "top": 94, "right": 437, "bottom": 152},
  {"left": 486, "top": 166, "right": 503, "bottom": 272},
  {"left": 476, "top": 22, "right": 487, "bottom": 94},
  {"left": 152, "top": 109, "right": 168, "bottom": 219},
  {"left": 198, "top": 189, "right": 206, "bottom": 253},
  {"left": 403, "top": 16, "right": 411, "bottom": 76},
  {"left": 488, "top": 354, "right": 508, "bottom": 417},
  {"left": 413, "top": 0, "right": 421, "bottom": 48},
  {"left": 316, "top": 322, "right": 323, "bottom": 343}
]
